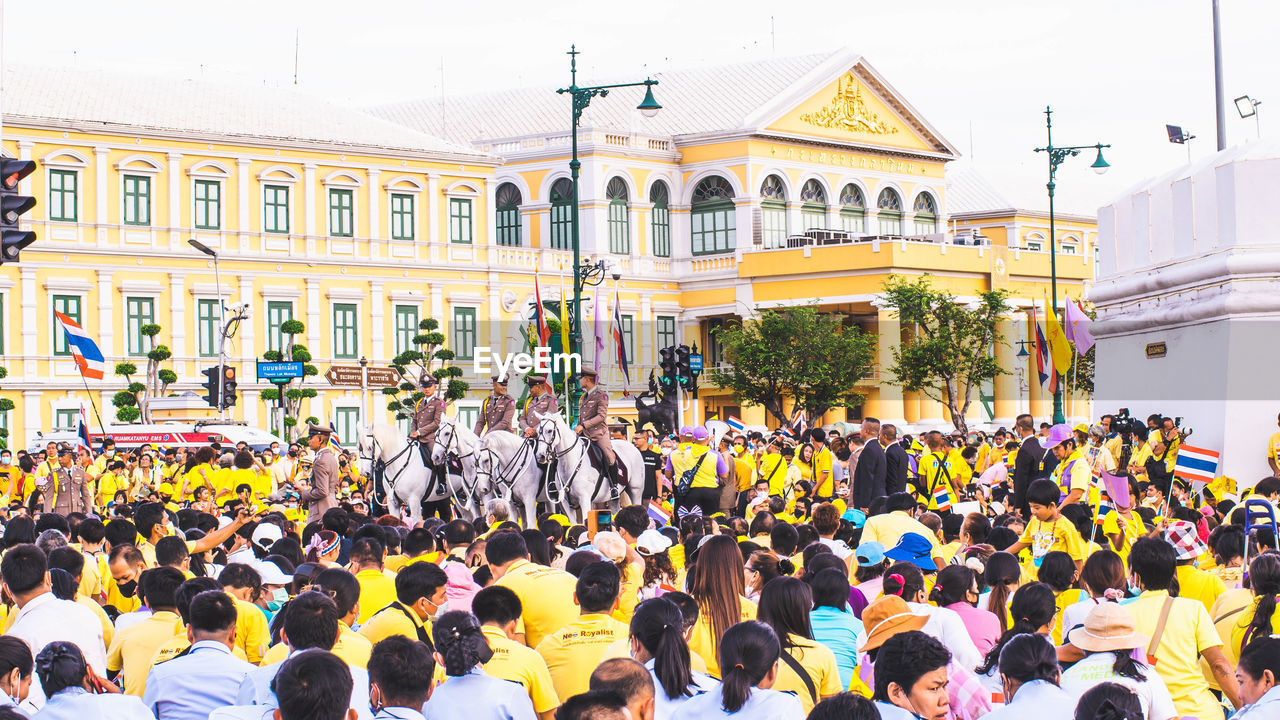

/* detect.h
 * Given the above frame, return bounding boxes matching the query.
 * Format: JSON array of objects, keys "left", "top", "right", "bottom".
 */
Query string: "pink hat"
[
  {"left": 691, "top": 427, "right": 709, "bottom": 441},
  {"left": 1042, "top": 423, "right": 1075, "bottom": 449}
]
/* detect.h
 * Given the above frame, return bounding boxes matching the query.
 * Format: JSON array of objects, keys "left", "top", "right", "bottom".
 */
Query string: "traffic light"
[
  {"left": 658, "top": 347, "right": 677, "bottom": 390},
  {"left": 675, "top": 345, "right": 692, "bottom": 389},
  {"left": 0, "top": 160, "right": 37, "bottom": 263},
  {"left": 200, "top": 366, "right": 220, "bottom": 407},
  {"left": 220, "top": 366, "right": 238, "bottom": 409}
]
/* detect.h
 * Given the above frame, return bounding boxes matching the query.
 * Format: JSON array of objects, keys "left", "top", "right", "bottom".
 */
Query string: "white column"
[
  {"left": 237, "top": 276, "right": 255, "bottom": 362},
  {"left": 236, "top": 158, "right": 251, "bottom": 239},
  {"left": 669, "top": 207, "right": 691, "bottom": 262},
  {"left": 370, "top": 281, "right": 385, "bottom": 363},
  {"left": 97, "top": 270, "right": 114, "bottom": 359},
  {"left": 168, "top": 274, "right": 187, "bottom": 378},
  {"left": 639, "top": 295, "right": 653, "bottom": 366},
  {"left": 242, "top": 389, "right": 260, "bottom": 427},
  {"left": 734, "top": 200, "right": 753, "bottom": 251},
  {"left": 786, "top": 201, "right": 802, "bottom": 239},
  {"left": 166, "top": 152, "right": 182, "bottom": 250},
  {"left": 487, "top": 284, "right": 501, "bottom": 355},
  {"left": 16, "top": 142, "right": 32, "bottom": 189},
  {"left": 628, "top": 204, "right": 642, "bottom": 259},
  {"left": 367, "top": 168, "right": 381, "bottom": 260},
  {"left": 426, "top": 173, "right": 440, "bottom": 244},
  {"left": 94, "top": 146, "right": 110, "bottom": 247},
  {"left": 306, "top": 278, "right": 321, "bottom": 356},
  {"left": 20, "top": 267, "right": 37, "bottom": 379},
  {"left": 303, "top": 162, "right": 318, "bottom": 256},
  {"left": 23, "top": 391, "right": 41, "bottom": 443},
  {"left": 430, "top": 285, "right": 444, "bottom": 324},
  {"left": 483, "top": 177, "right": 497, "bottom": 247},
  {"left": 826, "top": 203, "right": 841, "bottom": 233}
]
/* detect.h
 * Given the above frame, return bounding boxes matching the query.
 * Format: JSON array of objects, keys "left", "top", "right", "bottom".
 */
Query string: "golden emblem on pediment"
[{"left": 800, "top": 74, "right": 899, "bottom": 135}]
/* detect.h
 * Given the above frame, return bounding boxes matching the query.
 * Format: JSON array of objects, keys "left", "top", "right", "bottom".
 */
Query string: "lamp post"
[
  {"left": 358, "top": 355, "right": 369, "bottom": 430},
  {"left": 557, "top": 45, "right": 660, "bottom": 421},
  {"left": 1034, "top": 106, "right": 1110, "bottom": 425},
  {"left": 188, "top": 238, "right": 226, "bottom": 420}
]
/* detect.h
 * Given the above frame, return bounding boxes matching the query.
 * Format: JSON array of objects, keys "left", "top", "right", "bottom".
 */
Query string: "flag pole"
[{"left": 78, "top": 372, "right": 108, "bottom": 440}]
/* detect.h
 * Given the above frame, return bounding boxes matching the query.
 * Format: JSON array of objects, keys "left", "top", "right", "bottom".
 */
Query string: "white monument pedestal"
[{"left": 1091, "top": 140, "right": 1280, "bottom": 488}]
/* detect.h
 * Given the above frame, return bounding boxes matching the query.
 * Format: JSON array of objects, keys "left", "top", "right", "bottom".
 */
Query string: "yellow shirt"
[
  {"left": 261, "top": 621, "right": 372, "bottom": 668},
  {"left": 79, "top": 549, "right": 109, "bottom": 601},
  {"left": 1050, "top": 448, "right": 1091, "bottom": 501},
  {"left": 1269, "top": 431, "right": 1280, "bottom": 465},
  {"left": 612, "top": 559, "right": 645, "bottom": 625},
  {"left": 1018, "top": 515, "right": 1086, "bottom": 565},
  {"left": 535, "top": 613, "right": 628, "bottom": 702},
  {"left": 758, "top": 453, "right": 787, "bottom": 496},
  {"left": 357, "top": 601, "right": 432, "bottom": 646},
  {"left": 946, "top": 448, "right": 973, "bottom": 487},
  {"left": 106, "top": 610, "right": 184, "bottom": 696},
  {"left": 355, "top": 568, "right": 398, "bottom": 625},
  {"left": 1101, "top": 510, "right": 1144, "bottom": 560},
  {"left": 232, "top": 597, "right": 271, "bottom": 664},
  {"left": 181, "top": 463, "right": 216, "bottom": 500},
  {"left": 688, "top": 595, "right": 756, "bottom": 678},
  {"left": 670, "top": 445, "right": 720, "bottom": 491},
  {"left": 495, "top": 559, "right": 580, "bottom": 650},
  {"left": 1127, "top": 590, "right": 1223, "bottom": 720},
  {"left": 1051, "top": 589, "right": 1088, "bottom": 645},
  {"left": 913, "top": 452, "right": 956, "bottom": 510},
  {"left": 811, "top": 447, "right": 835, "bottom": 497},
  {"left": 483, "top": 626, "right": 560, "bottom": 714},
  {"left": 733, "top": 457, "right": 753, "bottom": 493},
  {"left": 96, "top": 471, "right": 129, "bottom": 507},
  {"left": 1176, "top": 564, "right": 1227, "bottom": 614},
  {"left": 773, "top": 634, "right": 842, "bottom": 716},
  {"left": 860, "top": 511, "right": 943, "bottom": 559},
  {"left": 77, "top": 594, "right": 115, "bottom": 649}
]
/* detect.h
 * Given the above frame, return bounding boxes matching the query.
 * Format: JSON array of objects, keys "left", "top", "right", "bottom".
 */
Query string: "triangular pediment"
[{"left": 750, "top": 56, "right": 958, "bottom": 157}]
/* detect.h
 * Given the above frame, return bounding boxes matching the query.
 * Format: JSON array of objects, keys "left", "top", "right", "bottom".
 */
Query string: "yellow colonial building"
[{"left": 0, "top": 49, "right": 1095, "bottom": 448}]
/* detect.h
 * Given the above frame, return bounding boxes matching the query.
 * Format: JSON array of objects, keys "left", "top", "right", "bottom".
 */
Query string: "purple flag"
[
  {"left": 1100, "top": 469, "right": 1133, "bottom": 510},
  {"left": 1064, "top": 297, "right": 1095, "bottom": 354},
  {"left": 593, "top": 290, "right": 606, "bottom": 362}
]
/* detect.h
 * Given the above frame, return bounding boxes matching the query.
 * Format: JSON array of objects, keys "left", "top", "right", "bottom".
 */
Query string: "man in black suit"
[
  {"left": 881, "top": 423, "right": 909, "bottom": 497},
  {"left": 1012, "top": 413, "right": 1046, "bottom": 517},
  {"left": 853, "top": 417, "right": 886, "bottom": 510}
]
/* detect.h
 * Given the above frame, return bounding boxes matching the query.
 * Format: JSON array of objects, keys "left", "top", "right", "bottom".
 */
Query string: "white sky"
[{"left": 5, "top": 0, "right": 1278, "bottom": 214}]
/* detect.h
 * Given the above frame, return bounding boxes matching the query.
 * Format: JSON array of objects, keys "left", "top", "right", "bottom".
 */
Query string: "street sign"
[
  {"left": 688, "top": 354, "right": 704, "bottom": 373},
  {"left": 257, "top": 361, "right": 305, "bottom": 382},
  {"left": 324, "top": 365, "right": 402, "bottom": 388}
]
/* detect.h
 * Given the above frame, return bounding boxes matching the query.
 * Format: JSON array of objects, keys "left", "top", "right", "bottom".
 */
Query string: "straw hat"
[
  {"left": 858, "top": 595, "right": 928, "bottom": 653},
  {"left": 1065, "top": 602, "right": 1149, "bottom": 653},
  {"left": 592, "top": 531, "right": 628, "bottom": 562}
]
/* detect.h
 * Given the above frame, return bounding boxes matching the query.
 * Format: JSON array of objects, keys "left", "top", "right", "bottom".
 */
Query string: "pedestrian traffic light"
[
  {"left": 0, "top": 160, "right": 37, "bottom": 263},
  {"left": 200, "top": 366, "right": 220, "bottom": 407},
  {"left": 658, "top": 347, "right": 677, "bottom": 390},
  {"left": 220, "top": 366, "right": 238, "bottom": 410}
]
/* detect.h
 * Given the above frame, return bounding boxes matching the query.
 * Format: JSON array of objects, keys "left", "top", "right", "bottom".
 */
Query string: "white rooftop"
[{"left": 2, "top": 65, "right": 487, "bottom": 158}]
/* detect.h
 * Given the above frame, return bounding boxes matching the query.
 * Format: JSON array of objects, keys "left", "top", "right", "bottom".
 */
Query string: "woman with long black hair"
[
  {"left": 628, "top": 598, "right": 718, "bottom": 717},
  {"left": 978, "top": 633, "right": 1073, "bottom": 720},
  {"left": 685, "top": 535, "right": 755, "bottom": 677},
  {"left": 0, "top": 637, "right": 32, "bottom": 713},
  {"left": 975, "top": 582, "right": 1056, "bottom": 697},
  {"left": 756, "top": 577, "right": 841, "bottom": 715},
  {"left": 423, "top": 611, "right": 536, "bottom": 720},
  {"left": 1232, "top": 553, "right": 1280, "bottom": 657},
  {"left": 671, "top": 621, "right": 804, "bottom": 720},
  {"left": 30, "top": 641, "right": 152, "bottom": 719}
]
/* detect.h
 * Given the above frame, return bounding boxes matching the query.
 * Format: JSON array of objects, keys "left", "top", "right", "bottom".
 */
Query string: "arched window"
[
  {"left": 691, "top": 176, "right": 736, "bottom": 256},
  {"left": 800, "top": 179, "right": 827, "bottom": 232},
  {"left": 839, "top": 184, "right": 866, "bottom": 235},
  {"left": 606, "top": 177, "right": 630, "bottom": 254},
  {"left": 876, "top": 187, "right": 902, "bottom": 236},
  {"left": 495, "top": 182, "right": 522, "bottom": 246},
  {"left": 650, "top": 181, "right": 670, "bottom": 258},
  {"left": 548, "top": 178, "right": 573, "bottom": 250},
  {"left": 760, "top": 174, "right": 788, "bottom": 249},
  {"left": 912, "top": 192, "right": 938, "bottom": 235}
]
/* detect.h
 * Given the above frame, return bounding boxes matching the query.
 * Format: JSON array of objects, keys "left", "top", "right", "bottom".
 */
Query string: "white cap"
[
  {"left": 635, "top": 528, "right": 672, "bottom": 556},
  {"left": 251, "top": 522, "right": 283, "bottom": 551},
  {"left": 254, "top": 559, "right": 292, "bottom": 586}
]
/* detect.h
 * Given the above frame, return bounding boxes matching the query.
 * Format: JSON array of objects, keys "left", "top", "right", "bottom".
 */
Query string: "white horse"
[
  {"left": 475, "top": 430, "right": 543, "bottom": 528},
  {"left": 431, "top": 415, "right": 485, "bottom": 520},
  {"left": 357, "top": 422, "right": 450, "bottom": 525},
  {"left": 533, "top": 412, "right": 645, "bottom": 524}
]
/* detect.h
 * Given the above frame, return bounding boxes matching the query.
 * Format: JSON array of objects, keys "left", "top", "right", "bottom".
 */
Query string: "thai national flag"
[
  {"left": 1096, "top": 491, "right": 1111, "bottom": 525},
  {"left": 790, "top": 410, "right": 807, "bottom": 434},
  {"left": 932, "top": 484, "right": 952, "bottom": 511},
  {"left": 75, "top": 420, "right": 92, "bottom": 451},
  {"left": 1032, "top": 305, "right": 1056, "bottom": 393},
  {"left": 726, "top": 416, "right": 745, "bottom": 433},
  {"left": 1175, "top": 445, "right": 1219, "bottom": 488},
  {"left": 647, "top": 500, "right": 671, "bottom": 527},
  {"left": 54, "top": 311, "right": 105, "bottom": 379},
  {"left": 610, "top": 289, "right": 630, "bottom": 394}
]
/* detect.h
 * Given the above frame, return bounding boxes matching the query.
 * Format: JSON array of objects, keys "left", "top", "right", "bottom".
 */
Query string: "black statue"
[{"left": 634, "top": 370, "right": 678, "bottom": 438}]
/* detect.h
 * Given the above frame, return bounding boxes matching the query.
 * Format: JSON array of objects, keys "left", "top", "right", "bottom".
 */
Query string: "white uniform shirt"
[
  {"left": 669, "top": 686, "right": 804, "bottom": 720},
  {"left": 142, "top": 640, "right": 256, "bottom": 720},
  {"left": 7, "top": 592, "right": 107, "bottom": 710},
  {"left": 235, "top": 649, "right": 372, "bottom": 720},
  {"left": 1060, "top": 652, "right": 1178, "bottom": 720},
  {"left": 29, "top": 687, "right": 153, "bottom": 720}
]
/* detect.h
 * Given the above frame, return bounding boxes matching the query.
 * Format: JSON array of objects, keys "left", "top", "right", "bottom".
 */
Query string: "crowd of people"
[{"left": 0, "top": 409, "right": 1274, "bottom": 720}]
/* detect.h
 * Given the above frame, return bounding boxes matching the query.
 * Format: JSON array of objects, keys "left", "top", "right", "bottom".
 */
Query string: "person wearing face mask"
[
  {"left": 218, "top": 563, "right": 273, "bottom": 666},
  {"left": 979, "top": 633, "right": 1073, "bottom": 720},
  {"left": 107, "top": 544, "right": 149, "bottom": 616},
  {"left": 365, "top": 635, "right": 435, "bottom": 720},
  {"left": 254, "top": 559, "right": 294, "bottom": 617},
  {"left": 358, "top": 561, "right": 449, "bottom": 646},
  {"left": 0, "top": 636, "right": 34, "bottom": 713},
  {"left": 233, "top": 591, "right": 372, "bottom": 719},
  {"left": 0, "top": 450, "right": 20, "bottom": 504},
  {"left": 133, "top": 501, "right": 251, "bottom": 569}
]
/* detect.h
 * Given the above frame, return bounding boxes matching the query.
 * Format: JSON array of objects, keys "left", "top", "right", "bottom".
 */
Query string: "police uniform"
[
  {"left": 474, "top": 376, "right": 516, "bottom": 435},
  {"left": 410, "top": 374, "right": 446, "bottom": 461},
  {"left": 577, "top": 369, "right": 616, "bottom": 481},
  {"left": 520, "top": 374, "right": 559, "bottom": 435},
  {"left": 303, "top": 424, "right": 339, "bottom": 524},
  {"left": 48, "top": 462, "right": 94, "bottom": 515}
]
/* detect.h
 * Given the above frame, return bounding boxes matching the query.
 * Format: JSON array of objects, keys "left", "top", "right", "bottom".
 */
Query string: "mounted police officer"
[
  {"left": 474, "top": 374, "right": 516, "bottom": 436},
  {"left": 520, "top": 374, "right": 559, "bottom": 438},
  {"left": 409, "top": 372, "right": 445, "bottom": 466},
  {"left": 575, "top": 368, "right": 618, "bottom": 486}
]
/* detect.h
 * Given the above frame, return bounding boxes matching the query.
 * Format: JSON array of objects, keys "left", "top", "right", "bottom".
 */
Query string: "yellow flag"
[
  {"left": 558, "top": 293, "right": 571, "bottom": 353},
  {"left": 1043, "top": 295, "right": 1074, "bottom": 372}
]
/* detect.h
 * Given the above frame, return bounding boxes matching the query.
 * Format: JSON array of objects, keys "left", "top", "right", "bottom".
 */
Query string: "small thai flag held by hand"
[
  {"left": 932, "top": 484, "right": 952, "bottom": 511},
  {"left": 1174, "top": 445, "right": 1220, "bottom": 491},
  {"left": 647, "top": 500, "right": 671, "bottom": 527},
  {"left": 1096, "top": 491, "right": 1112, "bottom": 525},
  {"left": 726, "top": 416, "right": 745, "bottom": 433},
  {"left": 54, "top": 311, "right": 105, "bottom": 380}
]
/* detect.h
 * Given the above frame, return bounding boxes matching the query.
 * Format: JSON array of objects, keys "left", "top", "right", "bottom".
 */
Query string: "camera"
[{"left": 1112, "top": 408, "right": 1147, "bottom": 441}]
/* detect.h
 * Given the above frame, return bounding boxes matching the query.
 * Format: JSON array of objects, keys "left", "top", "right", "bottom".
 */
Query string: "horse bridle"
[
  {"left": 363, "top": 431, "right": 418, "bottom": 504},
  {"left": 438, "top": 419, "right": 481, "bottom": 504},
  {"left": 476, "top": 441, "right": 534, "bottom": 499}
]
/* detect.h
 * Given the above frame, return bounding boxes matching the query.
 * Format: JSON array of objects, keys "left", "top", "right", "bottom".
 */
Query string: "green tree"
[
  {"left": 384, "top": 318, "right": 467, "bottom": 423},
  {"left": 0, "top": 367, "right": 13, "bottom": 450},
  {"left": 880, "top": 275, "right": 1011, "bottom": 433},
  {"left": 260, "top": 320, "right": 319, "bottom": 440},
  {"left": 111, "top": 323, "right": 177, "bottom": 423},
  {"left": 707, "top": 306, "right": 875, "bottom": 427}
]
